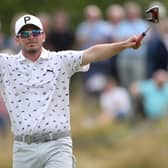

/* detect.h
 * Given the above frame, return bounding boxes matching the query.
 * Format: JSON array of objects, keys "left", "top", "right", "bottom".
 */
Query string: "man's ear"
[
  {"left": 42, "top": 32, "right": 46, "bottom": 43},
  {"left": 15, "top": 36, "right": 20, "bottom": 44}
]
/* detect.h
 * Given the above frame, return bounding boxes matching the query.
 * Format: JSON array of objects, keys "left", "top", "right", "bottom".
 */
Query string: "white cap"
[{"left": 15, "top": 14, "right": 43, "bottom": 35}]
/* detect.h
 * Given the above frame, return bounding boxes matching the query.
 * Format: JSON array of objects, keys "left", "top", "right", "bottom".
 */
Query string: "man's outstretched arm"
[{"left": 82, "top": 36, "right": 139, "bottom": 65}]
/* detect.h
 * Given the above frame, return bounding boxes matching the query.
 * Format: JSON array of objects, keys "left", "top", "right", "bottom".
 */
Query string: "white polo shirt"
[{"left": 0, "top": 48, "right": 89, "bottom": 136}]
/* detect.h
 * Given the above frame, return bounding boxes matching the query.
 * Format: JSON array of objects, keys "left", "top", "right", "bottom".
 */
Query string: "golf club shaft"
[{"left": 136, "top": 24, "right": 152, "bottom": 47}]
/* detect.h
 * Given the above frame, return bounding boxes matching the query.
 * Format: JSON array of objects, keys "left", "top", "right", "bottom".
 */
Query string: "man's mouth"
[{"left": 27, "top": 42, "right": 37, "bottom": 46}]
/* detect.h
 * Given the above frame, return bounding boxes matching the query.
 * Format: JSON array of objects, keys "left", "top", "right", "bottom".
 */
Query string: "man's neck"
[{"left": 22, "top": 48, "right": 42, "bottom": 62}]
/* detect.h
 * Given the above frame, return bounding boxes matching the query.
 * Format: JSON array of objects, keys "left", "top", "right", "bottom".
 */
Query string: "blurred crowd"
[{"left": 1, "top": 1, "right": 168, "bottom": 136}]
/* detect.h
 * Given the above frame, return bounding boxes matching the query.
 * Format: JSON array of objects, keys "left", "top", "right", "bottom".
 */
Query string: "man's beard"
[
  {"left": 27, "top": 48, "right": 39, "bottom": 54},
  {"left": 25, "top": 46, "right": 41, "bottom": 54}
]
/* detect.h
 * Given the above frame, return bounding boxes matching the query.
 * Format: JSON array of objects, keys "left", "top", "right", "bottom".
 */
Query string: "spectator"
[
  {"left": 47, "top": 10, "right": 75, "bottom": 51},
  {"left": 146, "top": 19, "right": 168, "bottom": 78},
  {"left": 106, "top": 4, "right": 125, "bottom": 42},
  {"left": 76, "top": 4, "right": 110, "bottom": 49},
  {"left": 76, "top": 4, "right": 112, "bottom": 95},
  {"left": 37, "top": 13, "right": 52, "bottom": 50},
  {"left": 146, "top": 2, "right": 168, "bottom": 78},
  {"left": 0, "top": 93, "right": 9, "bottom": 138},
  {"left": 7, "top": 13, "right": 26, "bottom": 53},
  {"left": 0, "top": 21, "right": 5, "bottom": 50},
  {"left": 97, "top": 76, "right": 132, "bottom": 125},
  {"left": 105, "top": 4, "right": 126, "bottom": 80},
  {"left": 117, "top": 1, "right": 149, "bottom": 87},
  {"left": 130, "top": 70, "right": 168, "bottom": 120}
]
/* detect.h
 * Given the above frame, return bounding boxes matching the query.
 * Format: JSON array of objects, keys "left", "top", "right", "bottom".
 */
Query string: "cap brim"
[{"left": 18, "top": 24, "right": 42, "bottom": 33}]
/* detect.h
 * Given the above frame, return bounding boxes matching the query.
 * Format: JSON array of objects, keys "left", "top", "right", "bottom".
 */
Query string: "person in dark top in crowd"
[
  {"left": 146, "top": 18, "right": 168, "bottom": 78},
  {"left": 47, "top": 10, "right": 75, "bottom": 51}
]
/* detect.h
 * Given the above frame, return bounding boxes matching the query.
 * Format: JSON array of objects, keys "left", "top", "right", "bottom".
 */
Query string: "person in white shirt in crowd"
[
  {"left": 97, "top": 76, "right": 132, "bottom": 125},
  {"left": 0, "top": 14, "right": 140, "bottom": 168}
]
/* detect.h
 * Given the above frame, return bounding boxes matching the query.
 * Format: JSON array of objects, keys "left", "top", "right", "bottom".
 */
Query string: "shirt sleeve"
[
  {"left": 57, "top": 50, "right": 90, "bottom": 77},
  {"left": 0, "top": 53, "right": 10, "bottom": 75}
]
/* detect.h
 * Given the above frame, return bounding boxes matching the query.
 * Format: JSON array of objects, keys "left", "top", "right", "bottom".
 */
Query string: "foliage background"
[{"left": 0, "top": 0, "right": 168, "bottom": 34}]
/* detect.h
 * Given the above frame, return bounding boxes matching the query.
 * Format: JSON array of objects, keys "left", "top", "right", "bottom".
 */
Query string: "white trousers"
[{"left": 13, "top": 136, "right": 76, "bottom": 168}]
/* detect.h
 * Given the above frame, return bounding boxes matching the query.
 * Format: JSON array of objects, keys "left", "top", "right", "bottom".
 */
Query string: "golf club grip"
[{"left": 136, "top": 32, "right": 146, "bottom": 46}]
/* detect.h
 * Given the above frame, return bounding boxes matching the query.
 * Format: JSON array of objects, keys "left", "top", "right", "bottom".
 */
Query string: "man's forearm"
[{"left": 82, "top": 36, "right": 138, "bottom": 65}]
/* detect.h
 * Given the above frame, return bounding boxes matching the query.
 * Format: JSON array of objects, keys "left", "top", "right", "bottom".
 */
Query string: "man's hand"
[{"left": 125, "top": 36, "right": 141, "bottom": 49}]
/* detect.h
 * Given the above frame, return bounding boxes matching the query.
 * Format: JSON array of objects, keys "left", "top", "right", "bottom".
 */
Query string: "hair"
[
  {"left": 124, "top": 1, "right": 142, "bottom": 18},
  {"left": 84, "top": 4, "right": 102, "bottom": 19}
]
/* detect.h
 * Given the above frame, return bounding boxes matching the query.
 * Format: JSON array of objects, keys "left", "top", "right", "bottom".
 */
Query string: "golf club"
[{"left": 136, "top": 6, "right": 159, "bottom": 47}]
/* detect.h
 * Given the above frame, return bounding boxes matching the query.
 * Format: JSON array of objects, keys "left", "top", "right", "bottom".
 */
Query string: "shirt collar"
[{"left": 17, "top": 48, "right": 49, "bottom": 61}]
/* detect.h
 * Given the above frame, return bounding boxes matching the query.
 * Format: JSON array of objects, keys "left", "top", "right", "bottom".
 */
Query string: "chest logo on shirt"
[{"left": 47, "top": 69, "right": 54, "bottom": 73}]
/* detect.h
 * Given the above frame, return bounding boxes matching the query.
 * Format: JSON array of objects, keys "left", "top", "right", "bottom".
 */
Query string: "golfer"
[{"left": 1, "top": 14, "right": 140, "bottom": 168}]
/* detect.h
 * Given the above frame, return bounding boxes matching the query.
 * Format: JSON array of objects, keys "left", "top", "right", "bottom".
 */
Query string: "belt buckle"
[{"left": 26, "top": 135, "right": 32, "bottom": 144}]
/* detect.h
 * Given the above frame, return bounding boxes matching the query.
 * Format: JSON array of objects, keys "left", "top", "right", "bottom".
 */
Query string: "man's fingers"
[{"left": 131, "top": 36, "right": 141, "bottom": 49}]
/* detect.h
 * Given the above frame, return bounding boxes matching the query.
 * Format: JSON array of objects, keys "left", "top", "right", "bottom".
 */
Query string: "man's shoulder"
[
  {"left": 49, "top": 50, "right": 83, "bottom": 57},
  {"left": 0, "top": 52, "right": 16, "bottom": 60}
]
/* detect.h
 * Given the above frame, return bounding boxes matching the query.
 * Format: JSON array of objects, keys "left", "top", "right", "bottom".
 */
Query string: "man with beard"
[{"left": 0, "top": 14, "right": 140, "bottom": 168}]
